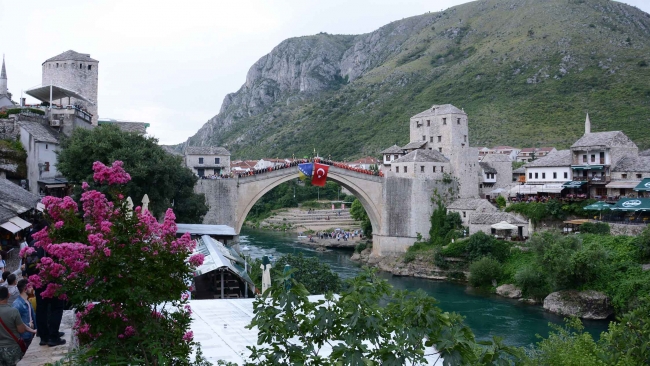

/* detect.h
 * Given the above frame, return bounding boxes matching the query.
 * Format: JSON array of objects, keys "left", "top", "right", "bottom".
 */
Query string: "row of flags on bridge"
[{"left": 298, "top": 162, "right": 329, "bottom": 187}]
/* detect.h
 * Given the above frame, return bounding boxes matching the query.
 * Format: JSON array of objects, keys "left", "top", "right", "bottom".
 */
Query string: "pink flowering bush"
[{"left": 33, "top": 160, "right": 207, "bottom": 364}]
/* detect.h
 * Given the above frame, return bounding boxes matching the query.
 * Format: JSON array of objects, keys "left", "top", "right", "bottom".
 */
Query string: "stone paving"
[{"left": 17, "top": 310, "right": 75, "bottom": 366}]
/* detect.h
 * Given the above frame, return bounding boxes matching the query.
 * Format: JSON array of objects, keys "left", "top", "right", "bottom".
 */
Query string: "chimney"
[{"left": 585, "top": 113, "right": 591, "bottom": 134}]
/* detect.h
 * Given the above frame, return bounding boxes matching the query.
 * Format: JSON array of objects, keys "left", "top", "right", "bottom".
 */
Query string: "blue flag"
[{"left": 298, "top": 163, "right": 313, "bottom": 178}]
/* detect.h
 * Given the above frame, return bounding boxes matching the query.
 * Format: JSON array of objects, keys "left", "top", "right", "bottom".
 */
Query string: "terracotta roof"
[
  {"left": 524, "top": 149, "right": 572, "bottom": 168},
  {"left": 402, "top": 140, "right": 427, "bottom": 150},
  {"left": 231, "top": 160, "right": 257, "bottom": 169},
  {"left": 44, "top": 50, "right": 98, "bottom": 64},
  {"left": 185, "top": 146, "right": 231, "bottom": 156},
  {"left": 612, "top": 155, "right": 650, "bottom": 173},
  {"left": 469, "top": 212, "right": 527, "bottom": 225},
  {"left": 393, "top": 149, "right": 449, "bottom": 163},
  {"left": 571, "top": 131, "right": 637, "bottom": 149},
  {"left": 380, "top": 145, "right": 403, "bottom": 154},
  {"left": 350, "top": 156, "right": 379, "bottom": 165},
  {"left": 18, "top": 121, "right": 59, "bottom": 144},
  {"left": 412, "top": 104, "right": 465, "bottom": 118}
]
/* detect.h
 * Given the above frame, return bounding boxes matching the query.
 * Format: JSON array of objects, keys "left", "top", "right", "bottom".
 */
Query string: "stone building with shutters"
[{"left": 185, "top": 146, "right": 231, "bottom": 177}]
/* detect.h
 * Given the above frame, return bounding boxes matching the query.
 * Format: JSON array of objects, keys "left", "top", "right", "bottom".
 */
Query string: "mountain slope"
[{"left": 184, "top": 0, "right": 650, "bottom": 159}]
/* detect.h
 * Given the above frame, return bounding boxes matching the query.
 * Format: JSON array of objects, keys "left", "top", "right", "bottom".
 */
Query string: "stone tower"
[
  {"left": 408, "top": 104, "right": 479, "bottom": 198},
  {"left": 42, "top": 50, "right": 99, "bottom": 125},
  {"left": 0, "top": 55, "right": 7, "bottom": 96}
]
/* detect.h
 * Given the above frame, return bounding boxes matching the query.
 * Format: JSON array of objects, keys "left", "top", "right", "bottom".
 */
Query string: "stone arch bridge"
[{"left": 194, "top": 166, "right": 456, "bottom": 256}]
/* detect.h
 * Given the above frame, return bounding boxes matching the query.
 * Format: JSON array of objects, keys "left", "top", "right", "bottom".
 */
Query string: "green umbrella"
[{"left": 583, "top": 201, "right": 613, "bottom": 220}]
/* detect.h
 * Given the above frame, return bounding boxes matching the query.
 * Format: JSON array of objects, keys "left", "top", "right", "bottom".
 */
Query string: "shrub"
[
  {"left": 441, "top": 239, "right": 468, "bottom": 257},
  {"left": 468, "top": 257, "right": 502, "bottom": 287},
  {"left": 495, "top": 195, "right": 506, "bottom": 210},
  {"left": 466, "top": 232, "right": 511, "bottom": 262},
  {"left": 514, "top": 264, "right": 551, "bottom": 300},
  {"left": 403, "top": 251, "right": 417, "bottom": 263},
  {"left": 580, "top": 222, "right": 610, "bottom": 235},
  {"left": 355, "top": 242, "right": 367, "bottom": 253}
]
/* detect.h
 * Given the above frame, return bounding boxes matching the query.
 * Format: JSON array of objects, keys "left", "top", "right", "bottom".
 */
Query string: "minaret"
[
  {"left": 585, "top": 113, "right": 591, "bottom": 134},
  {"left": 0, "top": 55, "right": 7, "bottom": 96}
]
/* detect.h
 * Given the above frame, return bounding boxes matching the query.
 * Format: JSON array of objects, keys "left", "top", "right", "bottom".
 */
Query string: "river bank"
[{"left": 246, "top": 207, "right": 361, "bottom": 233}]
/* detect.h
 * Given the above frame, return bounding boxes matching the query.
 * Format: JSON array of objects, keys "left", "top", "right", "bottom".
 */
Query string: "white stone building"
[
  {"left": 516, "top": 147, "right": 557, "bottom": 162},
  {"left": 522, "top": 149, "right": 573, "bottom": 196},
  {"left": 390, "top": 149, "right": 450, "bottom": 179},
  {"left": 18, "top": 120, "right": 65, "bottom": 195},
  {"left": 185, "top": 147, "right": 231, "bottom": 177},
  {"left": 380, "top": 145, "right": 404, "bottom": 173},
  {"left": 447, "top": 198, "right": 497, "bottom": 226},
  {"left": 479, "top": 153, "right": 512, "bottom": 198}
]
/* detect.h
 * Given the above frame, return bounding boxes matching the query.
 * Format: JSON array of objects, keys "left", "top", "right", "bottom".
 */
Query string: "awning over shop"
[
  {"left": 612, "top": 198, "right": 650, "bottom": 211},
  {"left": 509, "top": 184, "right": 540, "bottom": 195},
  {"left": 192, "top": 235, "right": 254, "bottom": 287},
  {"left": 634, "top": 178, "right": 650, "bottom": 192},
  {"left": 8, "top": 217, "right": 31, "bottom": 230},
  {"left": 538, "top": 184, "right": 565, "bottom": 193},
  {"left": 571, "top": 165, "right": 604, "bottom": 170},
  {"left": 37, "top": 178, "right": 69, "bottom": 189},
  {"left": 606, "top": 181, "right": 641, "bottom": 189},
  {"left": 563, "top": 181, "right": 587, "bottom": 188},
  {"left": 0, "top": 221, "right": 21, "bottom": 233}
]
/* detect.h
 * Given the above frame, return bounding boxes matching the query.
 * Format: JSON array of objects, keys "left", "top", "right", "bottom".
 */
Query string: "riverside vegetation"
[{"left": 180, "top": 0, "right": 650, "bottom": 160}]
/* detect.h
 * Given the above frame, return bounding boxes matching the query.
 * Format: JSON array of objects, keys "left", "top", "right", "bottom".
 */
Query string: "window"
[
  {"left": 637, "top": 174, "right": 642, "bottom": 179},
  {"left": 197, "top": 168, "right": 205, "bottom": 177},
  {"left": 396, "top": 166, "right": 399, "bottom": 173},
  {"left": 553, "top": 172, "right": 557, "bottom": 179},
  {"left": 542, "top": 173, "right": 546, "bottom": 179},
  {"left": 437, "top": 136, "right": 442, "bottom": 142},
  {"left": 56, "top": 63, "right": 59, "bottom": 68},
  {"left": 80, "top": 63, "right": 82, "bottom": 69},
  {"left": 404, "top": 166, "right": 408, "bottom": 173},
  {"left": 600, "top": 152, "right": 605, "bottom": 164},
  {"left": 463, "top": 212, "right": 466, "bottom": 218},
  {"left": 44, "top": 162, "right": 50, "bottom": 172},
  {"left": 393, "top": 154, "right": 399, "bottom": 160},
  {"left": 433, "top": 166, "right": 436, "bottom": 172},
  {"left": 591, "top": 154, "right": 596, "bottom": 162},
  {"left": 438, "top": 147, "right": 442, "bottom": 152},
  {"left": 422, "top": 135, "right": 426, "bottom": 141},
  {"left": 622, "top": 173, "right": 628, "bottom": 179},
  {"left": 464, "top": 135, "right": 467, "bottom": 142},
  {"left": 427, "top": 120, "right": 430, "bottom": 126},
  {"left": 430, "top": 136, "right": 434, "bottom": 143},
  {"left": 420, "top": 166, "right": 424, "bottom": 172},
  {"left": 198, "top": 157, "right": 204, "bottom": 164},
  {"left": 215, "top": 157, "right": 220, "bottom": 164},
  {"left": 88, "top": 65, "right": 92, "bottom": 70},
  {"left": 442, "top": 118, "right": 447, "bottom": 125},
  {"left": 529, "top": 172, "right": 532, "bottom": 179},
  {"left": 564, "top": 172, "right": 568, "bottom": 179},
  {"left": 441, "top": 166, "right": 444, "bottom": 173},
  {"left": 45, "top": 144, "right": 48, "bottom": 149},
  {"left": 583, "top": 155, "right": 587, "bottom": 163},
  {"left": 535, "top": 173, "right": 538, "bottom": 179},
  {"left": 416, "top": 120, "right": 422, "bottom": 127},
  {"left": 457, "top": 118, "right": 461, "bottom": 124}
]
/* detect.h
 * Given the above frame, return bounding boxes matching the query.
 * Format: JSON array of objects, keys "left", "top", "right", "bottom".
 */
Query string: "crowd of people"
[
  {"left": 314, "top": 229, "right": 363, "bottom": 241},
  {"left": 0, "top": 220, "right": 66, "bottom": 366},
  {"left": 231, "top": 158, "right": 384, "bottom": 179}
]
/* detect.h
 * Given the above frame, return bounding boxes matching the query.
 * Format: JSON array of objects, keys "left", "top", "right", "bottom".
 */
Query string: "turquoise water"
[{"left": 240, "top": 228, "right": 610, "bottom": 347}]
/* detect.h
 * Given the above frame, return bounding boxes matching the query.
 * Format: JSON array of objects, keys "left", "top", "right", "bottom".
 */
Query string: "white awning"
[
  {"left": 8, "top": 217, "right": 31, "bottom": 229},
  {"left": 0, "top": 221, "right": 21, "bottom": 233},
  {"left": 605, "top": 181, "right": 641, "bottom": 189},
  {"left": 509, "top": 184, "right": 540, "bottom": 195},
  {"left": 36, "top": 202, "right": 45, "bottom": 212},
  {"left": 538, "top": 184, "right": 565, "bottom": 193},
  {"left": 25, "top": 84, "right": 95, "bottom": 104}
]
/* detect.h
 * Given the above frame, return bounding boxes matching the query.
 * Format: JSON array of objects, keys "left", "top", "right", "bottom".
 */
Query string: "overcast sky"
[{"left": 1, "top": 0, "right": 649, "bottom": 145}]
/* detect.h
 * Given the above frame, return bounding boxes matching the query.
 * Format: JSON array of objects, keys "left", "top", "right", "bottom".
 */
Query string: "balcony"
[{"left": 573, "top": 176, "right": 611, "bottom": 184}]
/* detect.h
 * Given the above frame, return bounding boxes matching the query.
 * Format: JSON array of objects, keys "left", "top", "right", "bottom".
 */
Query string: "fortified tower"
[
  {"left": 409, "top": 104, "right": 479, "bottom": 198},
  {"left": 42, "top": 50, "right": 99, "bottom": 124}
]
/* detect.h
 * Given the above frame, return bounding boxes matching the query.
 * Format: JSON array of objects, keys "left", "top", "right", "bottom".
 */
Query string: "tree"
[
  {"left": 495, "top": 195, "right": 506, "bottom": 210},
  {"left": 56, "top": 125, "right": 207, "bottom": 223},
  {"left": 248, "top": 254, "right": 342, "bottom": 295},
  {"left": 30, "top": 161, "right": 208, "bottom": 364},
  {"left": 350, "top": 197, "right": 372, "bottom": 238},
  {"left": 246, "top": 268, "right": 522, "bottom": 365}
]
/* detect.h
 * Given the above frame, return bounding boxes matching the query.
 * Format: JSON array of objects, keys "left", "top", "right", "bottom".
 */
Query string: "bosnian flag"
[
  {"left": 311, "top": 163, "right": 329, "bottom": 187},
  {"left": 298, "top": 163, "right": 313, "bottom": 178}
]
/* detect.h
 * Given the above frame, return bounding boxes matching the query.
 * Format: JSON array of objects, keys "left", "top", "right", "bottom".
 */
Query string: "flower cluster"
[{"left": 92, "top": 160, "right": 131, "bottom": 185}]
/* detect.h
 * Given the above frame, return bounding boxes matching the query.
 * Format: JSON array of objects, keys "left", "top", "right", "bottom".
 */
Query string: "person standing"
[
  {"left": 0, "top": 286, "right": 35, "bottom": 365},
  {"left": 6, "top": 275, "right": 19, "bottom": 305},
  {"left": 11, "top": 280, "right": 36, "bottom": 350}
]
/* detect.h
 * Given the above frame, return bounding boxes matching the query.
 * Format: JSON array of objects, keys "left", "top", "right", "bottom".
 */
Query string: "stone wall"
[
  {"left": 193, "top": 178, "right": 238, "bottom": 228},
  {"left": 609, "top": 223, "right": 646, "bottom": 236},
  {"left": 42, "top": 59, "right": 99, "bottom": 125}
]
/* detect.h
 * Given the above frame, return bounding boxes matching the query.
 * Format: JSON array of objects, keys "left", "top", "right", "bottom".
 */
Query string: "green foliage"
[
  {"left": 0, "top": 139, "right": 27, "bottom": 177},
  {"left": 428, "top": 194, "right": 462, "bottom": 247},
  {"left": 634, "top": 224, "right": 650, "bottom": 261},
  {"left": 57, "top": 125, "right": 207, "bottom": 223},
  {"left": 514, "top": 264, "right": 551, "bottom": 300},
  {"left": 349, "top": 197, "right": 372, "bottom": 238},
  {"left": 245, "top": 268, "right": 520, "bottom": 365},
  {"left": 495, "top": 195, "right": 506, "bottom": 210},
  {"left": 403, "top": 251, "right": 417, "bottom": 263},
  {"left": 469, "top": 257, "right": 503, "bottom": 287},
  {"left": 506, "top": 199, "right": 597, "bottom": 224},
  {"left": 440, "top": 239, "right": 468, "bottom": 257},
  {"left": 354, "top": 242, "right": 367, "bottom": 253},
  {"left": 466, "top": 231, "right": 510, "bottom": 262},
  {"left": 579, "top": 222, "right": 610, "bottom": 235}
]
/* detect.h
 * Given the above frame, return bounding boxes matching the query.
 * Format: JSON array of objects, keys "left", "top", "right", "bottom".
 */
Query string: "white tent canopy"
[
  {"left": 491, "top": 221, "right": 518, "bottom": 230},
  {"left": 25, "top": 84, "right": 94, "bottom": 104}
]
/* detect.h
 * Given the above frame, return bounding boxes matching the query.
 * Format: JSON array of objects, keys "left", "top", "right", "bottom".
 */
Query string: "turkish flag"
[{"left": 311, "top": 163, "right": 329, "bottom": 187}]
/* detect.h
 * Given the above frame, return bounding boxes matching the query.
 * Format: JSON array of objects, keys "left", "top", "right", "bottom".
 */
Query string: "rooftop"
[
  {"left": 612, "top": 155, "right": 650, "bottom": 173},
  {"left": 0, "top": 178, "right": 40, "bottom": 222},
  {"left": 379, "top": 145, "right": 403, "bottom": 154},
  {"left": 479, "top": 162, "right": 497, "bottom": 173},
  {"left": 513, "top": 167, "right": 526, "bottom": 174},
  {"left": 447, "top": 198, "right": 494, "bottom": 211},
  {"left": 393, "top": 149, "right": 449, "bottom": 163},
  {"left": 43, "top": 50, "right": 98, "bottom": 64},
  {"left": 524, "top": 149, "right": 572, "bottom": 168},
  {"left": 412, "top": 104, "right": 465, "bottom": 118},
  {"left": 98, "top": 120, "right": 149, "bottom": 134},
  {"left": 481, "top": 154, "right": 511, "bottom": 163},
  {"left": 185, "top": 146, "right": 231, "bottom": 156},
  {"left": 350, "top": 156, "right": 379, "bottom": 165},
  {"left": 571, "top": 131, "right": 637, "bottom": 150},
  {"left": 18, "top": 120, "right": 59, "bottom": 144},
  {"left": 401, "top": 140, "right": 427, "bottom": 150},
  {"left": 469, "top": 212, "right": 527, "bottom": 225}
]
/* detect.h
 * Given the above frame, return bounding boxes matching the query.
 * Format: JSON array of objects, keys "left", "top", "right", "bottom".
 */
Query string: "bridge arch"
[{"left": 235, "top": 166, "right": 383, "bottom": 236}]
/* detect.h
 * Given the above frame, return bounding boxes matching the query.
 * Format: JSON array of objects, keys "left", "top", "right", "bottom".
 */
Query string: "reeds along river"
[{"left": 240, "top": 228, "right": 610, "bottom": 347}]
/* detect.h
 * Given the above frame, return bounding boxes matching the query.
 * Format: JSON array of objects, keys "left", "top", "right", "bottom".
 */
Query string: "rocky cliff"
[{"left": 181, "top": 0, "right": 650, "bottom": 158}]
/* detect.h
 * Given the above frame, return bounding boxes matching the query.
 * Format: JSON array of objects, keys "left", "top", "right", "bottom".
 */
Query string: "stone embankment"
[
  {"left": 351, "top": 248, "right": 462, "bottom": 281},
  {"left": 259, "top": 207, "right": 361, "bottom": 232}
]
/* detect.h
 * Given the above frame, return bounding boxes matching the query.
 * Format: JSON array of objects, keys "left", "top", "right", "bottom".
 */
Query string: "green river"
[{"left": 240, "top": 228, "right": 610, "bottom": 348}]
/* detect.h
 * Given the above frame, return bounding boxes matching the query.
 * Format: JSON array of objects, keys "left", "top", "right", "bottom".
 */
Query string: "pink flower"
[
  {"left": 19, "top": 246, "right": 35, "bottom": 257},
  {"left": 182, "top": 331, "right": 193, "bottom": 342},
  {"left": 54, "top": 221, "right": 64, "bottom": 229},
  {"left": 103, "top": 248, "right": 111, "bottom": 257},
  {"left": 82, "top": 181, "right": 89, "bottom": 190},
  {"left": 124, "top": 326, "right": 136, "bottom": 337},
  {"left": 188, "top": 253, "right": 205, "bottom": 267},
  {"left": 92, "top": 161, "right": 131, "bottom": 185}
]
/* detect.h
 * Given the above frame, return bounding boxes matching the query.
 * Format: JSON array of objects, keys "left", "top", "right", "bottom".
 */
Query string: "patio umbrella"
[
  {"left": 261, "top": 256, "right": 272, "bottom": 295},
  {"left": 583, "top": 201, "right": 612, "bottom": 220},
  {"left": 491, "top": 221, "right": 518, "bottom": 230}
]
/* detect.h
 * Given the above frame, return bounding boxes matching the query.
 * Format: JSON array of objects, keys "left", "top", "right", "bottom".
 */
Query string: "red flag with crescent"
[{"left": 311, "top": 163, "right": 329, "bottom": 187}]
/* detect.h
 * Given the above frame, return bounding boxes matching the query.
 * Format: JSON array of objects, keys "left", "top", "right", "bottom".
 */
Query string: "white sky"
[{"left": 1, "top": 0, "right": 649, "bottom": 145}]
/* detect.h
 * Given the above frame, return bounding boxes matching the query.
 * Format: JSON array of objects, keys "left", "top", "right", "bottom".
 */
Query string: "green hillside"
[{"left": 185, "top": 0, "right": 650, "bottom": 159}]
